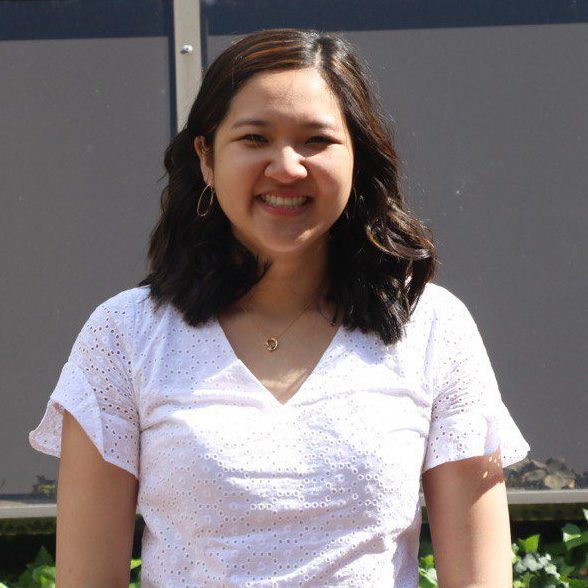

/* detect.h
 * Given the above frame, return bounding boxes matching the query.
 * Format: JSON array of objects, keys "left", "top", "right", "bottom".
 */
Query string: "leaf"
[
  {"left": 513, "top": 578, "right": 534, "bottom": 588},
  {"left": 419, "top": 554, "right": 435, "bottom": 570},
  {"left": 32, "top": 565, "right": 56, "bottom": 582},
  {"left": 563, "top": 524, "right": 584, "bottom": 551},
  {"left": 567, "top": 579, "right": 588, "bottom": 588},
  {"left": 31, "top": 546, "right": 54, "bottom": 567},
  {"left": 35, "top": 565, "right": 56, "bottom": 588},
  {"left": 518, "top": 534, "right": 541, "bottom": 554},
  {"left": 544, "top": 540, "right": 568, "bottom": 556},
  {"left": 16, "top": 566, "right": 34, "bottom": 586},
  {"left": 418, "top": 566, "right": 438, "bottom": 588},
  {"left": 558, "top": 562, "right": 579, "bottom": 578}
]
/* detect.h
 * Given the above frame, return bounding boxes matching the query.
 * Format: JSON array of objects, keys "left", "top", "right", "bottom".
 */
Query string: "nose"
[{"left": 264, "top": 145, "right": 308, "bottom": 183}]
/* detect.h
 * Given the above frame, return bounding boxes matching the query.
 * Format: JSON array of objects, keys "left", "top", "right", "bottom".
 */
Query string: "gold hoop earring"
[{"left": 197, "top": 184, "right": 215, "bottom": 217}]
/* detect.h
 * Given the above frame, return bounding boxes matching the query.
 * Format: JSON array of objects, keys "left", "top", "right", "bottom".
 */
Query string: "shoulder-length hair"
[{"left": 138, "top": 28, "right": 438, "bottom": 345}]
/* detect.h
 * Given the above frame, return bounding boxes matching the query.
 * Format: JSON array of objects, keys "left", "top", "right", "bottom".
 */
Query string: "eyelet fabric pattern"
[{"left": 29, "top": 282, "right": 530, "bottom": 587}]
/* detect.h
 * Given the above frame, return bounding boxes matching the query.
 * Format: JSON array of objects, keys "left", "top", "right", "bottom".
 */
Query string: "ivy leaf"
[
  {"left": 567, "top": 579, "right": 588, "bottom": 588},
  {"left": 558, "top": 560, "right": 578, "bottom": 578},
  {"left": 518, "top": 534, "right": 541, "bottom": 554},
  {"left": 33, "top": 564, "right": 56, "bottom": 587},
  {"left": 419, "top": 554, "right": 435, "bottom": 570},
  {"left": 562, "top": 524, "right": 583, "bottom": 551},
  {"left": 32, "top": 545, "right": 54, "bottom": 567},
  {"left": 418, "top": 566, "right": 438, "bottom": 587}
]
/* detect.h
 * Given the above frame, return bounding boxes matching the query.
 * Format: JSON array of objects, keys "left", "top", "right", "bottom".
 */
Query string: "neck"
[{"left": 238, "top": 241, "right": 332, "bottom": 322}]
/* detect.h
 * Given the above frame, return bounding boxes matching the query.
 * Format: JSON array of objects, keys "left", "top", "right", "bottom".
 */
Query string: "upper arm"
[
  {"left": 421, "top": 446, "right": 513, "bottom": 588},
  {"left": 56, "top": 409, "right": 139, "bottom": 588}
]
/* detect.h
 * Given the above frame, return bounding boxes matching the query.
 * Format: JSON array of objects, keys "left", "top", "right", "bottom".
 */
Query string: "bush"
[
  {"left": 0, "top": 547, "right": 141, "bottom": 588},
  {"left": 418, "top": 508, "right": 588, "bottom": 587},
  {"left": 1, "top": 510, "right": 587, "bottom": 587}
]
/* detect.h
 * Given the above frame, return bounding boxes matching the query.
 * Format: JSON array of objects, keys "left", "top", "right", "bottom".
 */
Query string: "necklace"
[{"left": 238, "top": 281, "right": 331, "bottom": 352}]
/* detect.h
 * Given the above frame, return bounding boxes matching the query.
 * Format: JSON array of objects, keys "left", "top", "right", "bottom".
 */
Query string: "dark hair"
[{"left": 138, "top": 28, "right": 437, "bottom": 345}]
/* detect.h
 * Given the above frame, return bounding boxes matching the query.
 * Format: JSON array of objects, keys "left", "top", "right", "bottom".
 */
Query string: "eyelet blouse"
[{"left": 29, "top": 282, "right": 530, "bottom": 587}]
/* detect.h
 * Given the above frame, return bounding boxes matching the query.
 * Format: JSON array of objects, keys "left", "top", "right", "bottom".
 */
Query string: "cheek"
[
  {"left": 215, "top": 150, "right": 263, "bottom": 192},
  {"left": 213, "top": 157, "right": 248, "bottom": 208},
  {"left": 313, "top": 153, "right": 354, "bottom": 194}
]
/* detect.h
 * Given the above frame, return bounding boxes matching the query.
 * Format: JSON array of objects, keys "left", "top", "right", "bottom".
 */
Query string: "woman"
[{"left": 30, "top": 28, "right": 530, "bottom": 587}]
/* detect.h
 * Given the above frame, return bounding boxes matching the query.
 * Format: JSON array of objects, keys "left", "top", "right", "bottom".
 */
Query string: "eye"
[
  {"left": 241, "top": 134, "right": 267, "bottom": 144},
  {"left": 307, "top": 136, "right": 333, "bottom": 144}
]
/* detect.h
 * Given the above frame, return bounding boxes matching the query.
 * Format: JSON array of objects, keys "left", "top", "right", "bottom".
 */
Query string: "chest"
[
  {"left": 217, "top": 311, "right": 344, "bottom": 405},
  {"left": 133, "top": 314, "right": 433, "bottom": 522},
  {"left": 136, "top": 366, "right": 431, "bottom": 535}
]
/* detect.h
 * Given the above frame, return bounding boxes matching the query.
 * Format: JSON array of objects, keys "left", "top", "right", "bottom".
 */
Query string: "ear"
[{"left": 193, "top": 136, "right": 214, "bottom": 186}]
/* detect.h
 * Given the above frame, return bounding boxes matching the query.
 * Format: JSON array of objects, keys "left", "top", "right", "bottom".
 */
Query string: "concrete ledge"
[{"left": 1, "top": 490, "right": 587, "bottom": 523}]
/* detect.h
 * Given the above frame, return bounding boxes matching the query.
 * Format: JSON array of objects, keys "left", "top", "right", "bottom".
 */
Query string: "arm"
[
  {"left": 56, "top": 409, "right": 139, "bottom": 588},
  {"left": 421, "top": 446, "right": 512, "bottom": 588}
]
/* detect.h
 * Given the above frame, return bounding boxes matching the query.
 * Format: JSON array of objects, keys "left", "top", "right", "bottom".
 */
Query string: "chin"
[
  {"left": 261, "top": 237, "right": 329, "bottom": 259},
  {"left": 232, "top": 226, "right": 329, "bottom": 259}
]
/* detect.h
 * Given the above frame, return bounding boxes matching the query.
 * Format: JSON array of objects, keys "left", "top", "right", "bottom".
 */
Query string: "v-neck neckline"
[{"left": 212, "top": 315, "right": 344, "bottom": 408}]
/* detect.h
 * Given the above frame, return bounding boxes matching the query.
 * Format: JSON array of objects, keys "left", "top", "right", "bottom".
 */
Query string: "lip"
[
  {"left": 255, "top": 194, "right": 312, "bottom": 216},
  {"left": 256, "top": 191, "right": 313, "bottom": 199}
]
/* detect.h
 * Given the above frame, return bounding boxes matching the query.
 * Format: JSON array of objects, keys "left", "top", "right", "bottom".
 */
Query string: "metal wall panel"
[
  {"left": 202, "top": 3, "right": 588, "bottom": 486},
  {"left": 1, "top": 1, "right": 173, "bottom": 495}
]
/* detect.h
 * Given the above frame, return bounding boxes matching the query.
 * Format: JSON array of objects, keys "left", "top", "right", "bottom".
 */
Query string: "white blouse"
[{"left": 29, "top": 281, "right": 530, "bottom": 587}]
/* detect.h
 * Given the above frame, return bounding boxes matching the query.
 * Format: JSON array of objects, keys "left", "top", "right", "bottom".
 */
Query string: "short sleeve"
[
  {"left": 421, "top": 288, "right": 530, "bottom": 474},
  {"left": 29, "top": 291, "right": 140, "bottom": 480}
]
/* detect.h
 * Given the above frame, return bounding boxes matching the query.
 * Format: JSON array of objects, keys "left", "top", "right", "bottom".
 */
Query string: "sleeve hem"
[
  {"left": 421, "top": 438, "right": 531, "bottom": 475},
  {"left": 28, "top": 362, "right": 140, "bottom": 481}
]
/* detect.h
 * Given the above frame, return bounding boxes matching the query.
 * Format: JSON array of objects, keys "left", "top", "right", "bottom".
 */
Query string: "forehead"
[{"left": 222, "top": 68, "right": 347, "bottom": 129}]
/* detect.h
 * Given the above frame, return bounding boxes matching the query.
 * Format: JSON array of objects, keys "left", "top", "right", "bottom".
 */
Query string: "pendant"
[{"left": 265, "top": 337, "right": 279, "bottom": 352}]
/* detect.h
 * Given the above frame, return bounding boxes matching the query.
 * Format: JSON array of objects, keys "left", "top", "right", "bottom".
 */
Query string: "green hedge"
[
  {"left": 1, "top": 509, "right": 587, "bottom": 588},
  {"left": 419, "top": 507, "right": 588, "bottom": 587}
]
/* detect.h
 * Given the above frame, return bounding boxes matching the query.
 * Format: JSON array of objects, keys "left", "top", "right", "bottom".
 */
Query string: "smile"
[
  {"left": 255, "top": 193, "right": 312, "bottom": 216},
  {"left": 258, "top": 194, "right": 310, "bottom": 208}
]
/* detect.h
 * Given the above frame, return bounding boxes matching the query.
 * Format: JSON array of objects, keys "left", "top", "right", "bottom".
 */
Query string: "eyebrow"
[{"left": 231, "top": 118, "right": 339, "bottom": 132}]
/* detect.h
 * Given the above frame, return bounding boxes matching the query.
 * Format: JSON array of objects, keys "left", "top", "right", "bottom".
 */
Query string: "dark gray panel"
[
  {"left": 205, "top": 24, "right": 588, "bottom": 477},
  {"left": 0, "top": 0, "right": 170, "bottom": 40},
  {"left": 354, "top": 26, "right": 588, "bottom": 476},
  {"left": 202, "top": 0, "right": 588, "bottom": 35},
  {"left": 1, "top": 36, "right": 171, "bottom": 494}
]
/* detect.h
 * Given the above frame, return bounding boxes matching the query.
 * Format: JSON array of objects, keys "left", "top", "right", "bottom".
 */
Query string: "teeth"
[{"left": 259, "top": 194, "right": 309, "bottom": 208}]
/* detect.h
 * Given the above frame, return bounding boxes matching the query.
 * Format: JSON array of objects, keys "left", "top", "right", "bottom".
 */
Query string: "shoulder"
[
  {"left": 82, "top": 286, "right": 153, "bottom": 338},
  {"left": 411, "top": 281, "right": 472, "bottom": 326},
  {"left": 413, "top": 283, "right": 488, "bottom": 373},
  {"left": 97, "top": 285, "right": 150, "bottom": 310},
  {"left": 89, "top": 285, "right": 192, "bottom": 352},
  {"left": 401, "top": 282, "right": 481, "bottom": 355},
  {"left": 91, "top": 285, "right": 151, "bottom": 317}
]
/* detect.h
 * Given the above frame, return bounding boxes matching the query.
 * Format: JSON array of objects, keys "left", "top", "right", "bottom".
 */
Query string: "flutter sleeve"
[
  {"left": 29, "top": 290, "right": 140, "bottom": 479},
  {"left": 421, "top": 288, "right": 530, "bottom": 474}
]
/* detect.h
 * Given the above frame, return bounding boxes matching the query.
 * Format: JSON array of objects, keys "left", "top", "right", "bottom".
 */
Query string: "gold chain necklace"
[{"left": 238, "top": 281, "right": 328, "bottom": 352}]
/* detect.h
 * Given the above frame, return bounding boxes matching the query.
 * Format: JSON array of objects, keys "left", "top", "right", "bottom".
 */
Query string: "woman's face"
[{"left": 194, "top": 67, "right": 354, "bottom": 260}]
